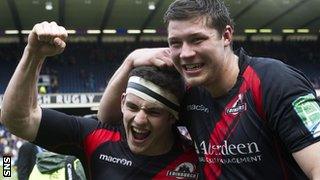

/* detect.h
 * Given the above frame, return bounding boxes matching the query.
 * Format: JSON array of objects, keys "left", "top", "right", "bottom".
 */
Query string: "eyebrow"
[
  {"left": 126, "top": 100, "right": 164, "bottom": 110},
  {"left": 147, "top": 107, "right": 165, "bottom": 111},
  {"left": 168, "top": 32, "right": 207, "bottom": 41}
]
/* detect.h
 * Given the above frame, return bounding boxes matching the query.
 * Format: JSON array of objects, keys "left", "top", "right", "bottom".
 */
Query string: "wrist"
[
  {"left": 24, "top": 45, "right": 46, "bottom": 61},
  {"left": 124, "top": 54, "right": 135, "bottom": 69}
]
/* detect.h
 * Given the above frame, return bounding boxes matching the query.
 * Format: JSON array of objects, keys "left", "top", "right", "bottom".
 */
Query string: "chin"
[
  {"left": 185, "top": 77, "right": 206, "bottom": 87},
  {"left": 131, "top": 149, "right": 143, "bottom": 155},
  {"left": 128, "top": 144, "right": 145, "bottom": 154}
]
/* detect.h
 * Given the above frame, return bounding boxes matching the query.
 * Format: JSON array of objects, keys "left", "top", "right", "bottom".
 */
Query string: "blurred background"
[{"left": 0, "top": 0, "right": 320, "bottom": 179}]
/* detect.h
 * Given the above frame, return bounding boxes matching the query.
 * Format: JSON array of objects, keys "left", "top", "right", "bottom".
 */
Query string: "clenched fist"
[{"left": 27, "top": 21, "right": 68, "bottom": 58}]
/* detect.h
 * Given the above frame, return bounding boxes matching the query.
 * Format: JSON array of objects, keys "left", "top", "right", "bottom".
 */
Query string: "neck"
[
  {"left": 160, "top": 132, "right": 175, "bottom": 154},
  {"left": 206, "top": 52, "right": 239, "bottom": 98}
]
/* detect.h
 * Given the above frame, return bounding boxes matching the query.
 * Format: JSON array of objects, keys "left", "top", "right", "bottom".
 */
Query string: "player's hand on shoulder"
[
  {"left": 27, "top": 21, "right": 68, "bottom": 58},
  {"left": 127, "top": 47, "right": 173, "bottom": 68}
]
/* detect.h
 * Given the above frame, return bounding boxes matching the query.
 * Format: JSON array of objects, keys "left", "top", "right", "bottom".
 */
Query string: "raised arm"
[
  {"left": 97, "top": 48, "right": 173, "bottom": 123},
  {"left": 0, "top": 21, "right": 67, "bottom": 141}
]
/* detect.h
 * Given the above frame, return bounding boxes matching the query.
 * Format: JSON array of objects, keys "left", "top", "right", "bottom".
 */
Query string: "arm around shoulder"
[
  {"left": 97, "top": 47, "right": 173, "bottom": 123},
  {"left": 97, "top": 56, "right": 133, "bottom": 123}
]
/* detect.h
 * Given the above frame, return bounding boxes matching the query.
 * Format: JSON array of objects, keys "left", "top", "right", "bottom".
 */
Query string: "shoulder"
[
  {"left": 246, "top": 56, "right": 312, "bottom": 91},
  {"left": 248, "top": 56, "right": 304, "bottom": 79},
  {"left": 248, "top": 56, "right": 291, "bottom": 75},
  {"left": 84, "top": 121, "right": 124, "bottom": 142}
]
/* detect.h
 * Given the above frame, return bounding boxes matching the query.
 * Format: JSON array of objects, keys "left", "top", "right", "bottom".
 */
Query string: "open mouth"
[
  {"left": 131, "top": 127, "right": 151, "bottom": 140},
  {"left": 183, "top": 63, "right": 204, "bottom": 71}
]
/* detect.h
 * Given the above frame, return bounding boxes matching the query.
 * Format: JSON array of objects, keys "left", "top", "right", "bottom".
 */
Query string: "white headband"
[{"left": 126, "top": 76, "right": 179, "bottom": 119}]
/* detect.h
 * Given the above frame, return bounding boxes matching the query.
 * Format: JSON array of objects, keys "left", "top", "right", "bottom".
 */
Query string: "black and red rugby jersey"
[
  {"left": 180, "top": 48, "right": 320, "bottom": 179},
  {"left": 34, "top": 109, "right": 199, "bottom": 180}
]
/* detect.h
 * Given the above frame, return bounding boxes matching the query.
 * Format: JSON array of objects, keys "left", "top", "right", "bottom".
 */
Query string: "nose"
[
  {"left": 179, "top": 43, "right": 195, "bottom": 59},
  {"left": 133, "top": 110, "right": 148, "bottom": 125}
]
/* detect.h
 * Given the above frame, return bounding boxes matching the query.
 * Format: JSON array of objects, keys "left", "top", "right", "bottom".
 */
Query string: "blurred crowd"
[
  {"left": 1, "top": 41, "right": 320, "bottom": 94},
  {"left": 0, "top": 124, "right": 25, "bottom": 164}
]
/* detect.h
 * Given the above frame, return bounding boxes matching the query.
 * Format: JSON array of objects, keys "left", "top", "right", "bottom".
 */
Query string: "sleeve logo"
[{"left": 292, "top": 93, "right": 320, "bottom": 138}]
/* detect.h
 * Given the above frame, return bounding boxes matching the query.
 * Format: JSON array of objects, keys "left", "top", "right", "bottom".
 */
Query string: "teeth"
[
  {"left": 185, "top": 64, "right": 201, "bottom": 70},
  {"left": 131, "top": 127, "right": 151, "bottom": 140},
  {"left": 132, "top": 127, "right": 148, "bottom": 134}
]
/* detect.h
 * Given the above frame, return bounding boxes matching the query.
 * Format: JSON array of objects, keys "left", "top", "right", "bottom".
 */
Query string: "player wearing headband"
[{"left": 1, "top": 22, "right": 199, "bottom": 179}]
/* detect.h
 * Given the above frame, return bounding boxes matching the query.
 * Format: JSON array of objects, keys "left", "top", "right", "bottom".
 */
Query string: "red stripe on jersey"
[
  {"left": 152, "top": 148, "right": 198, "bottom": 179},
  {"left": 204, "top": 84, "right": 248, "bottom": 178},
  {"left": 204, "top": 66, "right": 264, "bottom": 178},
  {"left": 84, "top": 129, "right": 121, "bottom": 162},
  {"left": 243, "top": 66, "right": 265, "bottom": 119},
  {"left": 244, "top": 67, "right": 289, "bottom": 178}
]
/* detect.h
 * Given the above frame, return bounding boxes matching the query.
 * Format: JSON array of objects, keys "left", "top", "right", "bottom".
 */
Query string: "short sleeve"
[{"left": 258, "top": 59, "right": 320, "bottom": 152}]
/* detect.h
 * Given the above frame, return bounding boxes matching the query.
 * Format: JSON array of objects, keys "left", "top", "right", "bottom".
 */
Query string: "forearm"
[
  {"left": 310, "top": 167, "right": 320, "bottom": 180},
  {"left": 97, "top": 47, "right": 172, "bottom": 123},
  {"left": 293, "top": 141, "right": 320, "bottom": 179},
  {"left": 98, "top": 57, "right": 133, "bottom": 122},
  {"left": 0, "top": 45, "right": 44, "bottom": 140}
]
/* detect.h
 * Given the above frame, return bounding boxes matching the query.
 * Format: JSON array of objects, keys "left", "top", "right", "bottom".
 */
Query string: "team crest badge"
[
  {"left": 167, "top": 162, "right": 198, "bottom": 179},
  {"left": 226, "top": 94, "right": 247, "bottom": 115}
]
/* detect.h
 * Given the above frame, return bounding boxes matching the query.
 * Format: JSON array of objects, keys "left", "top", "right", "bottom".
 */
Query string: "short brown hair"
[{"left": 164, "top": 0, "right": 234, "bottom": 36}]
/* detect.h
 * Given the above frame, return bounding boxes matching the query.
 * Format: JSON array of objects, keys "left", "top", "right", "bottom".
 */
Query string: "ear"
[
  {"left": 120, "top": 93, "right": 127, "bottom": 114},
  {"left": 223, "top": 25, "right": 234, "bottom": 47}
]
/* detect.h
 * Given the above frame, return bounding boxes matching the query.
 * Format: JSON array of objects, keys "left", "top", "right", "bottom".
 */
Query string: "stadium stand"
[{"left": 1, "top": 41, "right": 319, "bottom": 94}]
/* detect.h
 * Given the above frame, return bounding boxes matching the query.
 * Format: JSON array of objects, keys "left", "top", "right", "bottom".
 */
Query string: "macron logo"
[
  {"left": 186, "top": 104, "right": 209, "bottom": 113},
  {"left": 99, "top": 154, "right": 132, "bottom": 167}
]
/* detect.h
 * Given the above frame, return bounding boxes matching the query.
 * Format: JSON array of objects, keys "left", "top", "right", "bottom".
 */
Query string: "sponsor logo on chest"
[{"left": 195, "top": 140, "right": 263, "bottom": 165}]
